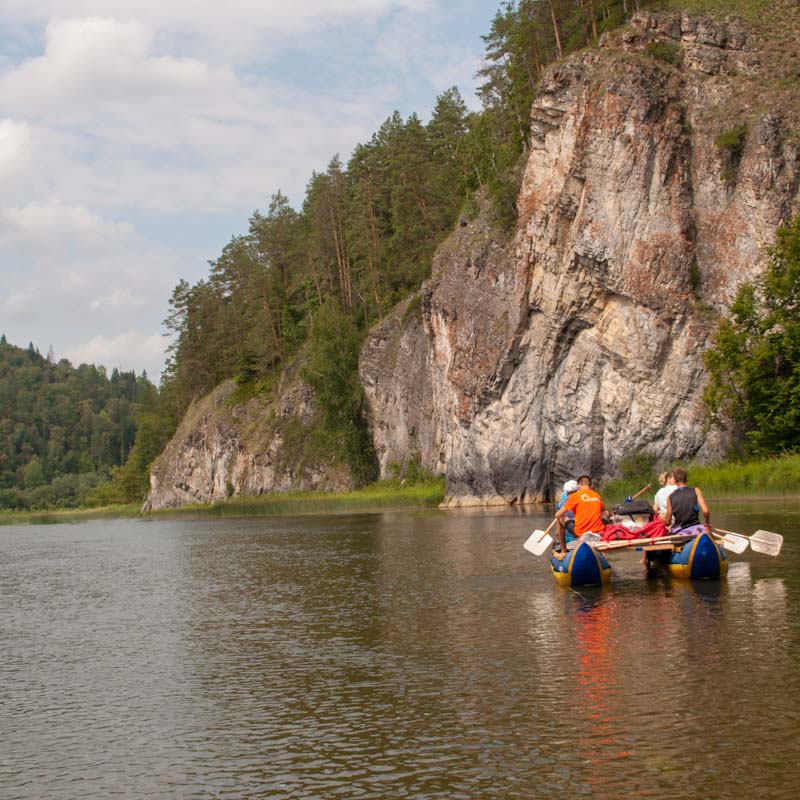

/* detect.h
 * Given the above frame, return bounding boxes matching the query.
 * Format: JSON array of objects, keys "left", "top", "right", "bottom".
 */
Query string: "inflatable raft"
[
  {"left": 550, "top": 531, "right": 727, "bottom": 587},
  {"left": 668, "top": 531, "right": 728, "bottom": 579},
  {"left": 550, "top": 539, "right": 612, "bottom": 588}
]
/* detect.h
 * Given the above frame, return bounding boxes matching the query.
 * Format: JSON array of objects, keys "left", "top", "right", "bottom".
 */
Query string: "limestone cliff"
[
  {"left": 360, "top": 12, "right": 800, "bottom": 505},
  {"left": 145, "top": 375, "right": 352, "bottom": 510}
]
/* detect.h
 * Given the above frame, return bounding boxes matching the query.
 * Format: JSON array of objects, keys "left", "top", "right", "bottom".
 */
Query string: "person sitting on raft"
[
  {"left": 653, "top": 470, "right": 677, "bottom": 516},
  {"left": 660, "top": 467, "right": 711, "bottom": 535},
  {"left": 554, "top": 475, "right": 606, "bottom": 558},
  {"left": 553, "top": 479, "right": 579, "bottom": 551}
]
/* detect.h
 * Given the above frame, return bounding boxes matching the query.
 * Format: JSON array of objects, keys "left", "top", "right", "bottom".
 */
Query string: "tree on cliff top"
[{"left": 704, "top": 216, "right": 800, "bottom": 455}]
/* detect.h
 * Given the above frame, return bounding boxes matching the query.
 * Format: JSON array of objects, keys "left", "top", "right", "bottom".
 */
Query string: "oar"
[
  {"left": 715, "top": 527, "right": 783, "bottom": 557},
  {"left": 523, "top": 518, "right": 558, "bottom": 556},
  {"left": 524, "top": 483, "right": 654, "bottom": 557},
  {"left": 595, "top": 533, "right": 695, "bottom": 552},
  {"left": 628, "top": 484, "right": 651, "bottom": 501},
  {"left": 711, "top": 529, "right": 749, "bottom": 555}
]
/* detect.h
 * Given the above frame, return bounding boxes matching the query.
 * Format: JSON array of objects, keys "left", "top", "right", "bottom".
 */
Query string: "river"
[{"left": 2, "top": 499, "right": 799, "bottom": 799}]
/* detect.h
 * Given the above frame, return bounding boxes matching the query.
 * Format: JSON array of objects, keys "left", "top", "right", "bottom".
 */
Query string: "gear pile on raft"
[{"left": 523, "top": 468, "right": 784, "bottom": 588}]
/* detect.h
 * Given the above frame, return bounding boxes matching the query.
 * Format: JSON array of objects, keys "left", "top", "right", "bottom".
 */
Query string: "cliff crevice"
[{"left": 360, "top": 11, "right": 800, "bottom": 506}]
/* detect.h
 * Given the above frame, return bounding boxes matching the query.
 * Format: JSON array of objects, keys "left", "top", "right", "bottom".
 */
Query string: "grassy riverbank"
[
  {"left": 601, "top": 453, "right": 800, "bottom": 505},
  {"left": 4, "top": 454, "right": 799, "bottom": 524},
  {"left": 0, "top": 504, "right": 141, "bottom": 526},
  {"left": 149, "top": 479, "right": 447, "bottom": 518}
]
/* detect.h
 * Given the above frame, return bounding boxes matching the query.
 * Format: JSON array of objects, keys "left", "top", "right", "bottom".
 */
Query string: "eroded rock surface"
[
  {"left": 145, "top": 378, "right": 351, "bottom": 510},
  {"left": 361, "top": 12, "right": 800, "bottom": 505}
]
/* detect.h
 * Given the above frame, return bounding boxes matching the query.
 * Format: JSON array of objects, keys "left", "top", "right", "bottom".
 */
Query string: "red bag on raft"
[{"left": 601, "top": 518, "right": 668, "bottom": 542}]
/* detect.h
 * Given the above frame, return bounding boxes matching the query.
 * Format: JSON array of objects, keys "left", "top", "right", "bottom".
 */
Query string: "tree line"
[
  {"left": 15, "top": 1, "right": 753, "bottom": 510},
  {"left": 0, "top": 337, "right": 169, "bottom": 509},
  {"left": 704, "top": 216, "right": 800, "bottom": 456},
  {"left": 161, "top": 1, "right": 653, "bottom": 481}
]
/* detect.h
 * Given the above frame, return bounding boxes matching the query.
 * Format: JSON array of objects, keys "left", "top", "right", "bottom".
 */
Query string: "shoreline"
[
  {"left": 2, "top": 485, "right": 799, "bottom": 526},
  {"left": 4, "top": 454, "right": 800, "bottom": 525},
  {"left": 0, "top": 481, "right": 447, "bottom": 525}
]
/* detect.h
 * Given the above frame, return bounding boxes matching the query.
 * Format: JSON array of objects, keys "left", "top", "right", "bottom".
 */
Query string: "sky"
[{"left": 0, "top": 0, "right": 501, "bottom": 381}]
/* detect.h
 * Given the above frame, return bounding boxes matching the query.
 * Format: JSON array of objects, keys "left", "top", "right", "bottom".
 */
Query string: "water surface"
[{"left": 2, "top": 500, "right": 799, "bottom": 798}]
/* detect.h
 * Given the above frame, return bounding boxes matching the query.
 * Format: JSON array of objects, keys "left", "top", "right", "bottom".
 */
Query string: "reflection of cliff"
[{"left": 361, "top": 12, "right": 800, "bottom": 505}]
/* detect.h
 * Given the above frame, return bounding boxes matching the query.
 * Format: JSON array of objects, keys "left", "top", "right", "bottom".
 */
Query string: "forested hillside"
[
  {"left": 11, "top": 0, "right": 799, "bottom": 510},
  {"left": 0, "top": 337, "right": 168, "bottom": 509},
  {"left": 161, "top": 0, "right": 657, "bottom": 480}
]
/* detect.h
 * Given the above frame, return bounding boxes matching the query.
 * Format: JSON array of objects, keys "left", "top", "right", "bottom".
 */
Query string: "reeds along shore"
[
  {"left": 149, "top": 480, "right": 447, "bottom": 518},
  {"left": 601, "top": 453, "right": 800, "bottom": 505},
  {"left": 3, "top": 454, "right": 800, "bottom": 524},
  {"left": 0, "top": 480, "right": 446, "bottom": 524}
]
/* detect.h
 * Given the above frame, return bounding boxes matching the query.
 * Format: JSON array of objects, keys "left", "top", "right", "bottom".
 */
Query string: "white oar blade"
[
  {"left": 719, "top": 532, "right": 749, "bottom": 555},
  {"left": 750, "top": 530, "right": 783, "bottom": 557},
  {"left": 524, "top": 529, "right": 553, "bottom": 556}
]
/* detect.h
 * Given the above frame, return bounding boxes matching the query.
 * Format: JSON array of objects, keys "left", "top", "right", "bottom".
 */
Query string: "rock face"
[
  {"left": 145, "top": 377, "right": 352, "bottom": 510},
  {"left": 360, "top": 12, "right": 800, "bottom": 505}
]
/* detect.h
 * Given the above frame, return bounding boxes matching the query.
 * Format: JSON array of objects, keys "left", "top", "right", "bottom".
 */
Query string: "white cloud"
[
  {"left": 2, "top": 291, "right": 37, "bottom": 319},
  {"left": 2, "top": 1, "right": 433, "bottom": 49},
  {"left": 0, "top": 1, "right": 494, "bottom": 382},
  {"left": 0, "top": 17, "right": 380, "bottom": 213},
  {"left": 0, "top": 18, "right": 239, "bottom": 118},
  {"left": 89, "top": 288, "right": 148, "bottom": 312},
  {"left": 65, "top": 330, "right": 166, "bottom": 377},
  {"left": 0, "top": 118, "right": 31, "bottom": 177},
  {"left": 0, "top": 200, "right": 135, "bottom": 255}
]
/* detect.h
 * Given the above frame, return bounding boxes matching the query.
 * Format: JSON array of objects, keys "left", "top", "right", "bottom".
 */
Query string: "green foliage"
[
  {"left": 0, "top": 337, "right": 163, "bottom": 508},
  {"left": 148, "top": 478, "right": 446, "bottom": 518},
  {"left": 386, "top": 451, "right": 437, "bottom": 484},
  {"left": 23, "top": 457, "right": 46, "bottom": 489},
  {"left": 704, "top": 216, "right": 800, "bottom": 454},
  {"left": 616, "top": 451, "right": 658, "bottom": 486},
  {"left": 690, "top": 260, "right": 702, "bottom": 293},
  {"left": 715, "top": 123, "right": 748, "bottom": 183},
  {"left": 157, "top": 0, "right": 666, "bottom": 487},
  {"left": 603, "top": 452, "right": 800, "bottom": 503},
  {"left": 235, "top": 352, "right": 259, "bottom": 385},
  {"left": 646, "top": 40, "right": 681, "bottom": 65},
  {"left": 401, "top": 292, "right": 423, "bottom": 328},
  {"left": 715, "top": 124, "right": 748, "bottom": 154},
  {"left": 0, "top": 488, "right": 27, "bottom": 510},
  {"left": 302, "top": 300, "right": 377, "bottom": 484}
]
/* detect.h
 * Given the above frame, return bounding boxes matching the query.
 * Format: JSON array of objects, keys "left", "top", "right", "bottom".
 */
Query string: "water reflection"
[{"left": 1, "top": 505, "right": 799, "bottom": 799}]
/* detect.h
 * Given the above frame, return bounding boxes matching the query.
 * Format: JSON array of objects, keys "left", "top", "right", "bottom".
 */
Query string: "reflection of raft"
[
  {"left": 550, "top": 539, "right": 612, "bottom": 588},
  {"left": 667, "top": 532, "right": 728, "bottom": 579},
  {"left": 551, "top": 532, "right": 727, "bottom": 587}
]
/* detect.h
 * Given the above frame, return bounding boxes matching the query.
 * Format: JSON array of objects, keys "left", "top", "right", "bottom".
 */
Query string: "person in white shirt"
[{"left": 653, "top": 471, "right": 677, "bottom": 515}]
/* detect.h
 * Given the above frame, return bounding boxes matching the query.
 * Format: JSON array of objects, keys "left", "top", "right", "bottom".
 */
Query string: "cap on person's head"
[{"left": 564, "top": 479, "right": 578, "bottom": 493}]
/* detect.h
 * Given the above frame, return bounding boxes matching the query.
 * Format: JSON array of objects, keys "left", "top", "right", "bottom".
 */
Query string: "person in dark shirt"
[{"left": 660, "top": 467, "right": 711, "bottom": 533}]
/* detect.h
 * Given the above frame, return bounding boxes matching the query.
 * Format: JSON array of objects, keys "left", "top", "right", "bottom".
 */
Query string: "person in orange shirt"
[{"left": 554, "top": 475, "right": 606, "bottom": 557}]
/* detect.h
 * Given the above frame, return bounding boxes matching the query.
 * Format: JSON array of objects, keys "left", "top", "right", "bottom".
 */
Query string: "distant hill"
[{"left": 0, "top": 335, "right": 159, "bottom": 509}]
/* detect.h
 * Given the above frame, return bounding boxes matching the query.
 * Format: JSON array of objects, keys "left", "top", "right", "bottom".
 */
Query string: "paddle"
[
  {"left": 523, "top": 518, "right": 558, "bottom": 556},
  {"left": 711, "top": 529, "right": 749, "bottom": 555},
  {"left": 715, "top": 527, "right": 783, "bottom": 557},
  {"left": 595, "top": 533, "right": 695, "bottom": 552},
  {"left": 523, "top": 483, "right": 655, "bottom": 558},
  {"left": 627, "top": 484, "right": 651, "bottom": 501}
]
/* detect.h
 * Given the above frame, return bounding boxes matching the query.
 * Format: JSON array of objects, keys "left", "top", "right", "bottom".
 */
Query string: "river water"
[{"left": 2, "top": 499, "right": 799, "bottom": 799}]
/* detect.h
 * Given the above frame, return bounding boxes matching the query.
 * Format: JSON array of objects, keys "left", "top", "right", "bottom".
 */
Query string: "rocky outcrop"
[
  {"left": 145, "top": 376, "right": 352, "bottom": 510},
  {"left": 360, "top": 12, "right": 800, "bottom": 505}
]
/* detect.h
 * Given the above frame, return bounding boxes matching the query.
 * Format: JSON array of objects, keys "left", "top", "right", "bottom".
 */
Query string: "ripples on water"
[{"left": 1, "top": 502, "right": 799, "bottom": 799}]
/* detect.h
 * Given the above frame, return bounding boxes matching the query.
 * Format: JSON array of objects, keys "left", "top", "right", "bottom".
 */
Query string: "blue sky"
[{"left": 0, "top": 0, "right": 501, "bottom": 380}]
